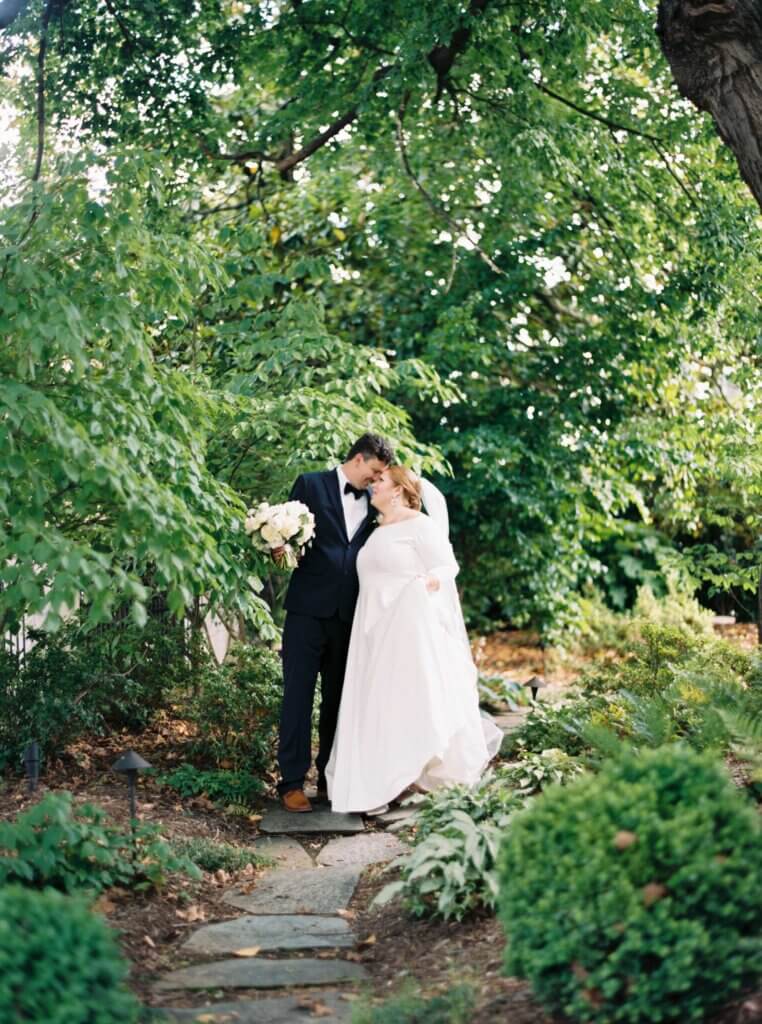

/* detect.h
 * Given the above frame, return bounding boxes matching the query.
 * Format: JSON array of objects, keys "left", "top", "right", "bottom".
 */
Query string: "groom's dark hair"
[{"left": 345, "top": 433, "right": 394, "bottom": 465}]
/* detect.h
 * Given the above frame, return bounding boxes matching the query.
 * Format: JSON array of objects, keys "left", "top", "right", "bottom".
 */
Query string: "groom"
[{"left": 277, "top": 433, "right": 395, "bottom": 812}]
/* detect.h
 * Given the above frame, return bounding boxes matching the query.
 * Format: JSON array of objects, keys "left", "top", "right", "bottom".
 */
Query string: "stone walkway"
[
  {"left": 154, "top": 708, "right": 528, "bottom": 1022},
  {"left": 153, "top": 799, "right": 412, "bottom": 1023}
]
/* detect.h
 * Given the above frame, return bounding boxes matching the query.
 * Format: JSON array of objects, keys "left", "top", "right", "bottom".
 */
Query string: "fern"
[{"left": 720, "top": 709, "right": 762, "bottom": 780}]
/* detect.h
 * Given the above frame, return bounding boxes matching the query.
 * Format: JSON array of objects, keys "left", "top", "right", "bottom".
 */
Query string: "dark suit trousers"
[{"left": 277, "top": 611, "right": 352, "bottom": 794}]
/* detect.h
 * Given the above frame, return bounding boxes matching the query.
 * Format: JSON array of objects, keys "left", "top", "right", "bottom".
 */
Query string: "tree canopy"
[{"left": 2, "top": 0, "right": 761, "bottom": 634}]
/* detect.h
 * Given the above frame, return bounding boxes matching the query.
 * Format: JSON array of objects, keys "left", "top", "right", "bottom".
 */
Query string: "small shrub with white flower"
[{"left": 245, "top": 500, "right": 315, "bottom": 568}]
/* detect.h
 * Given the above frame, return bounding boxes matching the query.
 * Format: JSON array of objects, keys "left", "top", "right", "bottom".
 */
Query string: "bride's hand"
[{"left": 422, "top": 575, "right": 440, "bottom": 593}]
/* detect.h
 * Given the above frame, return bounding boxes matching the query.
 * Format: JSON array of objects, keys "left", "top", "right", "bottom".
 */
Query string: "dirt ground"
[{"left": 1, "top": 626, "right": 760, "bottom": 1021}]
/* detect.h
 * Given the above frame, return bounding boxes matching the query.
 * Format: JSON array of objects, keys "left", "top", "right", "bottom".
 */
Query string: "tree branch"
[
  {"left": 102, "top": 0, "right": 142, "bottom": 52},
  {"left": 31, "top": 0, "right": 54, "bottom": 183},
  {"left": 395, "top": 94, "right": 506, "bottom": 278},
  {"left": 533, "top": 78, "right": 664, "bottom": 144},
  {"left": 205, "top": 4, "right": 494, "bottom": 176},
  {"left": 6, "top": 0, "right": 57, "bottom": 265},
  {"left": 274, "top": 105, "right": 360, "bottom": 175},
  {"left": 428, "top": 0, "right": 492, "bottom": 100},
  {"left": 207, "top": 65, "right": 393, "bottom": 175},
  {"left": 521, "top": 74, "right": 701, "bottom": 209}
]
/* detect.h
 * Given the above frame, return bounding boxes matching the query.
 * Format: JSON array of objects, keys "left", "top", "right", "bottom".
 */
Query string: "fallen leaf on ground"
[
  {"left": 336, "top": 908, "right": 356, "bottom": 920},
  {"left": 358, "top": 933, "right": 376, "bottom": 947},
  {"left": 92, "top": 895, "right": 116, "bottom": 915},
  {"left": 232, "top": 946, "right": 261, "bottom": 957},
  {"left": 192, "top": 1015, "right": 237, "bottom": 1023},
  {"left": 176, "top": 904, "right": 206, "bottom": 922},
  {"left": 143, "top": 935, "right": 156, "bottom": 949},
  {"left": 296, "top": 996, "right": 334, "bottom": 1017}
]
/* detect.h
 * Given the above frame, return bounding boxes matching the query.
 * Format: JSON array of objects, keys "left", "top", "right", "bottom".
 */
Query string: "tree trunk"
[{"left": 657, "top": 0, "right": 762, "bottom": 211}]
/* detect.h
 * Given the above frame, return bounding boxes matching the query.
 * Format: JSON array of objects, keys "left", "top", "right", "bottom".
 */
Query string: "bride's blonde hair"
[{"left": 388, "top": 466, "right": 422, "bottom": 511}]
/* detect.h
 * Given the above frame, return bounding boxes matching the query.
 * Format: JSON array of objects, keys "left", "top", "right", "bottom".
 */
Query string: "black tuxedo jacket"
[{"left": 283, "top": 470, "right": 376, "bottom": 622}]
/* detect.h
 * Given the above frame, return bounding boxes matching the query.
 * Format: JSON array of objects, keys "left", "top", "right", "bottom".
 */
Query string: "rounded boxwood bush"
[
  {"left": 0, "top": 886, "right": 139, "bottom": 1024},
  {"left": 498, "top": 746, "right": 762, "bottom": 1023}
]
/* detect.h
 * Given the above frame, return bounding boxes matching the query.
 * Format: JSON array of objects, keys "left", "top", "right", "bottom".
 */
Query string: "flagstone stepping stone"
[
  {"left": 252, "top": 836, "right": 314, "bottom": 871},
  {"left": 258, "top": 806, "right": 364, "bottom": 835},
  {"left": 182, "top": 914, "right": 354, "bottom": 955},
  {"left": 224, "top": 866, "right": 362, "bottom": 916},
  {"left": 493, "top": 710, "right": 530, "bottom": 732},
  {"left": 375, "top": 807, "right": 418, "bottom": 827},
  {"left": 385, "top": 816, "right": 418, "bottom": 835},
  {"left": 154, "top": 958, "right": 368, "bottom": 991},
  {"left": 316, "top": 832, "right": 405, "bottom": 869},
  {"left": 156, "top": 991, "right": 353, "bottom": 1022}
]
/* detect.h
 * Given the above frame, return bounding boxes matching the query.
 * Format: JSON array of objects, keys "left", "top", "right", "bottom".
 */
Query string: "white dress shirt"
[{"left": 336, "top": 466, "right": 368, "bottom": 540}]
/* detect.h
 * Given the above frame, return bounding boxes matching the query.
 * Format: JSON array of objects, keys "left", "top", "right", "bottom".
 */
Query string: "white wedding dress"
[{"left": 326, "top": 511, "right": 502, "bottom": 813}]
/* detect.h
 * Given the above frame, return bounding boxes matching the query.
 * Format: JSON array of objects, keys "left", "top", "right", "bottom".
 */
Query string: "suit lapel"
[
  {"left": 323, "top": 469, "right": 348, "bottom": 542},
  {"left": 357, "top": 501, "right": 376, "bottom": 542}
]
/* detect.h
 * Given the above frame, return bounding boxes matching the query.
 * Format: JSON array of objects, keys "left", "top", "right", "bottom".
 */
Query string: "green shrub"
[
  {"left": 159, "top": 763, "right": 264, "bottom": 809},
  {"left": 0, "top": 616, "right": 189, "bottom": 768},
  {"left": 351, "top": 984, "right": 474, "bottom": 1024},
  {"left": 170, "top": 836, "right": 269, "bottom": 873},
  {"left": 0, "top": 792, "right": 200, "bottom": 893},
  {"left": 0, "top": 885, "right": 140, "bottom": 1024},
  {"left": 185, "top": 643, "right": 282, "bottom": 773},
  {"left": 561, "top": 579, "right": 714, "bottom": 655},
  {"left": 498, "top": 746, "right": 762, "bottom": 1023},
  {"left": 501, "top": 698, "right": 601, "bottom": 758},
  {"left": 581, "top": 623, "right": 750, "bottom": 698},
  {"left": 631, "top": 579, "right": 714, "bottom": 635},
  {"left": 375, "top": 769, "right": 525, "bottom": 921},
  {"left": 563, "top": 587, "right": 634, "bottom": 653},
  {"left": 578, "top": 629, "right": 751, "bottom": 756}
]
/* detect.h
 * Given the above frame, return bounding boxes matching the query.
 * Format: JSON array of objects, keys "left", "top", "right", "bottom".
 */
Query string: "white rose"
[
  {"left": 279, "top": 515, "right": 300, "bottom": 539},
  {"left": 261, "top": 523, "right": 282, "bottom": 546}
]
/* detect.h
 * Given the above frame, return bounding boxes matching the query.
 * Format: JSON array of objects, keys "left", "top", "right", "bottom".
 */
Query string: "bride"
[{"left": 325, "top": 465, "right": 502, "bottom": 814}]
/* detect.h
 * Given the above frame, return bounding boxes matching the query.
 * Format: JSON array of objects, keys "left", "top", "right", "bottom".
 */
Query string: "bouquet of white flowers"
[{"left": 244, "top": 500, "right": 315, "bottom": 569}]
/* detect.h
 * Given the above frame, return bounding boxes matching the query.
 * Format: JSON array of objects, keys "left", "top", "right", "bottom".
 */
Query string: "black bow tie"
[{"left": 344, "top": 482, "right": 366, "bottom": 500}]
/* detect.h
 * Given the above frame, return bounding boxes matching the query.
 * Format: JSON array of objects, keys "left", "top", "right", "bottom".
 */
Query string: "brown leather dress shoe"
[{"left": 281, "top": 789, "right": 312, "bottom": 813}]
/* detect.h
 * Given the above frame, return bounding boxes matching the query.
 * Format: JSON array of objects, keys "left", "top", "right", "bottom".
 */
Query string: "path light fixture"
[
  {"left": 523, "top": 675, "right": 548, "bottom": 703},
  {"left": 22, "top": 741, "right": 40, "bottom": 794},
  {"left": 112, "top": 749, "right": 152, "bottom": 825}
]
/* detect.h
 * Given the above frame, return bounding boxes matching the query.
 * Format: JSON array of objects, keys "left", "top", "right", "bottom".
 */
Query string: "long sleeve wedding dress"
[{"left": 325, "top": 512, "right": 501, "bottom": 813}]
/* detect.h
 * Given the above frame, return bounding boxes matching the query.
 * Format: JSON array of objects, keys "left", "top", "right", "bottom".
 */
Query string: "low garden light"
[
  {"left": 111, "top": 750, "right": 152, "bottom": 824},
  {"left": 523, "top": 675, "right": 548, "bottom": 703},
  {"left": 22, "top": 741, "right": 40, "bottom": 794}
]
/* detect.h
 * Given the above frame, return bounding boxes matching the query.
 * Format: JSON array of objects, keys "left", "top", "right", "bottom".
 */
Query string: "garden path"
[{"left": 152, "top": 710, "right": 524, "bottom": 1023}]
